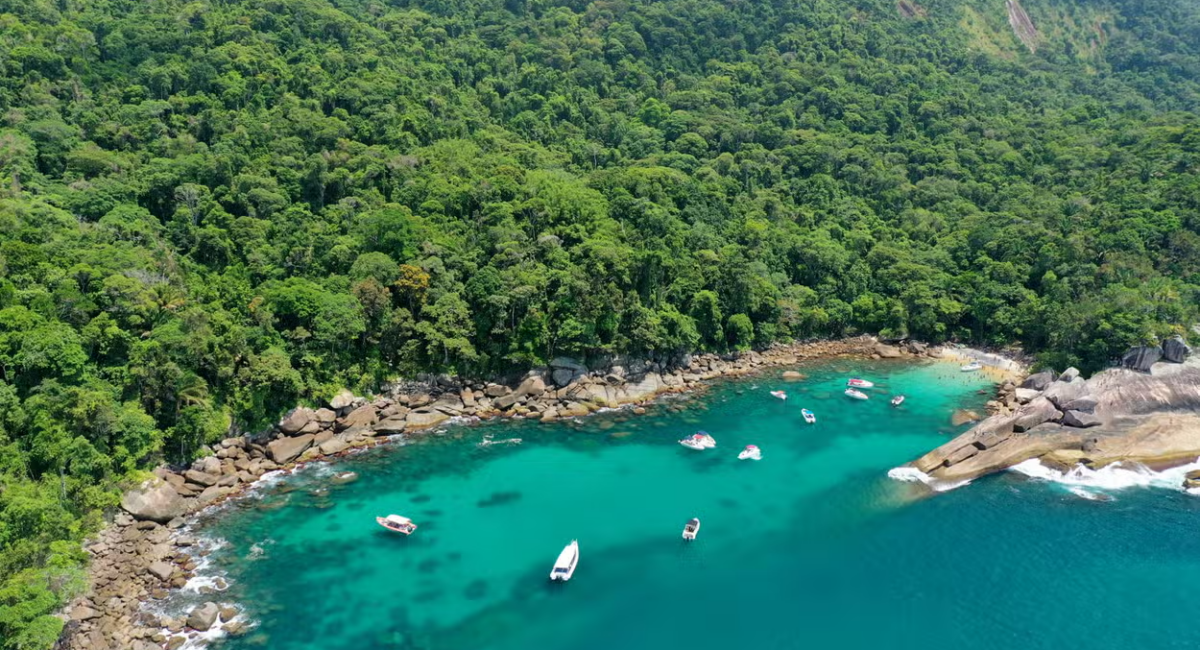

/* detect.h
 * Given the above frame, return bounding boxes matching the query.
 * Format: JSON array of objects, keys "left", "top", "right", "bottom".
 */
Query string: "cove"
[{"left": 169, "top": 360, "right": 1200, "bottom": 649}]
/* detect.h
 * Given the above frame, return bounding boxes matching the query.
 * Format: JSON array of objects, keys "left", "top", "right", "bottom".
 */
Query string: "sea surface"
[{"left": 173, "top": 360, "right": 1200, "bottom": 650}]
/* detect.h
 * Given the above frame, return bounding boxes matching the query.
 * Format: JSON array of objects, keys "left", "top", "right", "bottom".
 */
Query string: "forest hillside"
[{"left": 2, "top": 0, "right": 1200, "bottom": 645}]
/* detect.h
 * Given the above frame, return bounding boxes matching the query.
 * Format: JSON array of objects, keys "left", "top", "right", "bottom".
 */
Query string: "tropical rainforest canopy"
[{"left": 2, "top": 0, "right": 1200, "bottom": 644}]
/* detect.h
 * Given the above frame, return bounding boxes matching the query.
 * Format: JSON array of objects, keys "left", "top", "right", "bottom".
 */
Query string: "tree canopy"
[{"left": 3, "top": 0, "right": 1200, "bottom": 644}]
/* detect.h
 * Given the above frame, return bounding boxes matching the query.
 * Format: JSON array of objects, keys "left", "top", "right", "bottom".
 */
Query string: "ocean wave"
[
  {"left": 886, "top": 466, "right": 971, "bottom": 492},
  {"left": 1009, "top": 457, "right": 1200, "bottom": 492}
]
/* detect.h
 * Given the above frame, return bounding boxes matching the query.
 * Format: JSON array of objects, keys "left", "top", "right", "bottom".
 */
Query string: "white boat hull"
[
  {"left": 845, "top": 389, "right": 869, "bottom": 400},
  {"left": 738, "top": 450, "right": 762, "bottom": 460},
  {"left": 550, "top": 541, "right": 579, "bottom": 581}
]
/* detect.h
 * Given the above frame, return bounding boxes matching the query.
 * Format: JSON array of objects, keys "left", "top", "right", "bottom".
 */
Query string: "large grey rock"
[
  {"left": 329, "top": 389, "right": 357, "bottom": 412},
  {"left": 1062, "top": 396, "right": 1099, "bottom": 413},
  {"left": 1012, "top": 397, "right": 1063, "bottom": 433},
  {"left": 187, "top": 602, "right": 220, "bottom": 632},
  {"left": 337, "top": 404, "right": 377, "bottom": 431},
  {"left": 431, "top": 393, "right": 464, "bottom": 415},
  {"left": 314, "top": 408, "right": 337, "bottom": 425},
  {"left": 1061, "top": 410, "right": 1102, "bottom": 428},
  {"left": 374, "top": 416, "right": 408, "bottom": 433},
  {"left": 148, "top": 561, "right": 174, "bottom": 581},
  {"left": 184, "top": 470, "right": 219, "bottom": 487},
  {"left": 318, "top": 437, "right": 349, "bottom": 455},
  {"left": 549, "top": 357, "right": 588, "bottom": 387},
  {"left": 193, "top": 456, "right": 222, "bottom": 475},
  {"left": 267, "top": 434, "right": 314, "bottom": 464},
  {"left": 484, "top": 384, "right": 511, "bottom": 398},
  {"left": 406, "top": 410, "right": 450, "bottom": 429},
  {"left": 1042, "top": 378, "right": 1088, "bottom": 409},
  {"left": 1014, "top": 388, "right": 1041, "bottom": 404},
  {"left": 1020, "top": 370, "right": 1057, "bottom": 391},
  {"left": 279, "top": 407, "right": 316, "bottom": 435},
  {"left": 875, "top": 343, "right": 903, "bottom": 358},
  {"left": 121, "top": 478, "right": 188, "bottom": 523},
  {"left": 1122, "top": 345, "right": 1162, "bottom": 372},
  {"left": 515, "top": 375, "right": 546, "bottom": 399},
  {"left": 1164, "top": 335, "right": 1191, "bottom": 363},
  {"left": 1058, "top": 367, "right": 1080, "bottom": 382}
]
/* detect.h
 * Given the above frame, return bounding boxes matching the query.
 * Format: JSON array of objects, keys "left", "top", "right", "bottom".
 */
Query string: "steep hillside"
[{"left": 1, "top": 0, "right": 1200, "bottom": 645}]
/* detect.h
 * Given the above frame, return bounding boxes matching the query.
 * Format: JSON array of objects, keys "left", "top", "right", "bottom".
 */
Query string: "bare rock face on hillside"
[{"left": 904, "top": 367, "right": 1200, "bottom": 485}]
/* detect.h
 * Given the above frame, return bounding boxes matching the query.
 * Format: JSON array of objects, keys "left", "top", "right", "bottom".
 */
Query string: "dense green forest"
[{"left": 2, "top": 0, "right": 1200, "bottom": 644}]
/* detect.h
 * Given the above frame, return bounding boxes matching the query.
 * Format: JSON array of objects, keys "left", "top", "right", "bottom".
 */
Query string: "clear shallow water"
[{"left": 180, "top": 360, "right": 1200, "bottom": 650}]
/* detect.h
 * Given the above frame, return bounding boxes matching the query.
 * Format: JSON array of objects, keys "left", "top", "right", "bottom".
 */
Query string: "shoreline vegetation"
[{"left": 62, "top": 336, "right": 1004, "bottom": 650}]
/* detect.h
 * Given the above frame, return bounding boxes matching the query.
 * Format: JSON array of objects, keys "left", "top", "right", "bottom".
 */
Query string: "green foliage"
[{"left": 2, "top": 0, "right": 1200, "bottom": 645}]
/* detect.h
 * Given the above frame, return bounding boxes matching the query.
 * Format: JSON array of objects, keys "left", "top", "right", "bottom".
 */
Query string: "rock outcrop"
[
  {"left": 1122, "top": 345, "right": 1162, "bottom": 372},
  {"left": 120, "top": 479, "right": 187, "bottom": 523},
  {"left": 903, "top": 366, "right": 1200, "bottom": 485},
  {"left": 1164, "top": 335, "right": 1192, "bottom": 363}
]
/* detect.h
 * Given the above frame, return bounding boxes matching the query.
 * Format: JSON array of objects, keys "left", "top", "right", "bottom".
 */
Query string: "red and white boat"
[
  {"left": 770, "top": 390, "right": 788, "bottom": 400},
  {"left": 376, "top": 514, "right": 417, "bottom": 535},
  {"left": 680, "top": 432, "right": 716, "bottom": 450},
  {"left": 847, "top": 378, "right": 874, "bottom": 389}
]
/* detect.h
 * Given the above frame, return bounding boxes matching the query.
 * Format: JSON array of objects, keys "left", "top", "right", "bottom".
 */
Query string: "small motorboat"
[
  {"left": 770, "top": 390, "right": 788, "bottom": 400},
  {"left": 738, "top": 445, "right": 762, "bottom": 461},
  {"left": 682, "top": 518, "right": 700, "bottom": 541},
  {"left": 961, "top": 361, "right": 983, "bottom": 372},
  {"left": 847, "top": 378, "right": 874, "bottom": 388},
  {"left": 801, "top": 408, "right": 816, "bottom": 424},
  {"left": 845, "top": 388, "right": 869, "bottom": 400},
  {"left": 376, "top": 514, "right": 418, "bottom": 535},
  {"left": 549, "top": 540, "right": 579, "bottom": 581},
  {"left": 891, "top": 395, "right": 905, "bottom": 407},
  {"left": 679, "top": 432, "right": 715, "bottom": 450}
]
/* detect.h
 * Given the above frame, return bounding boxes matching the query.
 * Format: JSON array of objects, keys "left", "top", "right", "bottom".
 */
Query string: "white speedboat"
[
  {"left": 770, "top": 390, "right": 787, "bottom": 400},
  {"left": 961, "top": 361, "right": 983, "bottom": 372},
  {"left": 801, "top": 408, "right": 816, "bottom": 424},
  {"left": 679, "top": 432, "right": 715, "bottom": 450},
  {"left": 738, "top": 445, "right": 762, "bottom": 461},
  {"left": 549, "top": 540, "right": 579, "bottom": 581},
  {"left": 375, "top": 514, "right": 417, "bottom": 535},
  {"left": 845, "top": 388, "right": 869, "bottom": 400},
  {"left": 891, "top": 395, "right": 905, "bottom": 407},
  {"left": 847, "top": 378, "right": 874, "bottom": 388},
  {"left": 682, "top": 518, "right": 700, "bottom": 541}
]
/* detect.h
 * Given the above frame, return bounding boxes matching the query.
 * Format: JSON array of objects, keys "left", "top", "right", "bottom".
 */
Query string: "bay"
[{"left": 175, "top": 359, "right": 1200, "bottom": 650}]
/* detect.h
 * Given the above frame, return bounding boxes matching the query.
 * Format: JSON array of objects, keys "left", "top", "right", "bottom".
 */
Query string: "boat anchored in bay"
[
  {"left": 801, "top": 408, "right": 816, "bottom": 424},
  {"left": 845, "top": 388, "right": 869, "bottom": 400},
  {"left": 549, "top": 540, "right": 579, "bottom": 581},
  {"left": 682, "top": 518, "right": 700, "bottom": 541},
  {"left": 738, "top": 444, "right": 762, "bottom": 460},
  {"left": 375, "top": 514, "right": 418, "bottom": 535}
]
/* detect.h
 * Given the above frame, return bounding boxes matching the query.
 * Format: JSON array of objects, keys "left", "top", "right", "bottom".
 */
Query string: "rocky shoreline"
[
  {"left": 899, "top": 337, "right": 1200, "bottom": 490},
  {"left": 63, "top": 336, "right": 960, "bottom": 650}
]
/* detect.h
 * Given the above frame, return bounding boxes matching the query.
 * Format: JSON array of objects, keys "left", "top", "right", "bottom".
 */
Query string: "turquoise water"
[{"left": 184, "top": 360, "right": 1200, "bottom": 650}]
